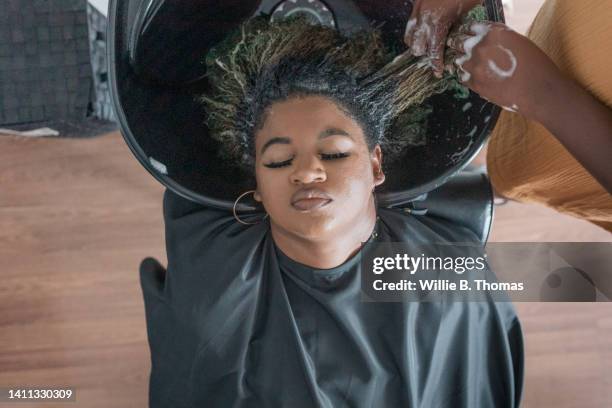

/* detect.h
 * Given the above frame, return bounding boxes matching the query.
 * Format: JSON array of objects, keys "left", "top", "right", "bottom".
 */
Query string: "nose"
[{"left": 290, "top": 155, "right": 327, "bottom": 184}]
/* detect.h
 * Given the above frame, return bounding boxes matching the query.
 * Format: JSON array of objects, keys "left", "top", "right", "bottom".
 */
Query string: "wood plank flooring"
[{"left": 1, "top": 132, "right": 610, "bottom": 408}]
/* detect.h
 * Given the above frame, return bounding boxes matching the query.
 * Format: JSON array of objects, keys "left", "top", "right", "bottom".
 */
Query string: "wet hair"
[
  {"left": 247, "top": 54, "right": 396, "bottom": 156},
  {"left": 197, "top": 14, "right": 469, "bottom": 173}
]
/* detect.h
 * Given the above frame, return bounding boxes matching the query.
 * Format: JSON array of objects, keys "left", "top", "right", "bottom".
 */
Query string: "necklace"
[{"left": 367, "top": 215, "right": 381, "bottom": 242}]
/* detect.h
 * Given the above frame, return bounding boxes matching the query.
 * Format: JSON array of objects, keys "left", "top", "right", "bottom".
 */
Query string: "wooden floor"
[
  {"left": 1, "top": 131, "right": 610, "bottom": 408},
  {"left": 0, "top": 133, "right": 162, "bottom": 407},
  {"left": 0, "top": 3, "right": 610, "bottom": 406}
]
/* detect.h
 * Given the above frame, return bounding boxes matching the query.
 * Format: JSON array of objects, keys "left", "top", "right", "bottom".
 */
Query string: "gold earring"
[
  {"left": 373, "top": 170, "right": 383, "bottom": 192},
  {"left": 233, "top": 190, "right": 269, "bottom": 225}
]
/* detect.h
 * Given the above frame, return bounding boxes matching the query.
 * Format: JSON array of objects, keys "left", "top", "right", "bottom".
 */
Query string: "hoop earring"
[{"left": 233, "top": 190, "right": 269, "bottom": 225}]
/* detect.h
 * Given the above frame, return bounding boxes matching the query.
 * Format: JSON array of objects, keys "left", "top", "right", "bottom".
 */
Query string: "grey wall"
[
  {"left": 88, "top": 2, "right": 114, "bottom": 121},
  {"left": 0, "top": 0, "right": 93, "bottom": 126},
  {"left": 88, "top": 0, "right": 108, "bottom": 16}
]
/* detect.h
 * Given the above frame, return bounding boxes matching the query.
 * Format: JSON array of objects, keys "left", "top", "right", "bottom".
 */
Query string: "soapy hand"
[
  {"left": 404, "top": 0, "right": 483, "bottom": 78},
  {"left": 447, "top": 21, "right": 566, "bottom": 121}
]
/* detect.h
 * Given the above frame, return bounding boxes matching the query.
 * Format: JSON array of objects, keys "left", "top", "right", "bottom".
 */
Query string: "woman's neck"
[{"left": 270, "top": 197, "right": 378, "bottom": 269}]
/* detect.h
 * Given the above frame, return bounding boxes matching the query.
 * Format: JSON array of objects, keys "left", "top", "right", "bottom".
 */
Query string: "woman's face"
[{"left": 253, "top": 95, "right": 385, "bottom": 241}]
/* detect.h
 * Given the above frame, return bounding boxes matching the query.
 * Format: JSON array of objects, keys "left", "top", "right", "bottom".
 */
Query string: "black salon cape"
[{"left": 140, "top": 189, "right": 524, "bottom": 408}]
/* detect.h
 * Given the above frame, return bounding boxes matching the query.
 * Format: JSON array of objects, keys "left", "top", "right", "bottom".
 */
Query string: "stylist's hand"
[
  {"left": 447, "top": 21, "right": 566, "bottom": 122},
  {"left": 404, "top": 0, "right": 483, "bottom": 78}
]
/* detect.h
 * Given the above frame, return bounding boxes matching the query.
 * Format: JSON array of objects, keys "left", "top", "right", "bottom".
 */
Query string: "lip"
[
  {"left": 292, "top": 198, "right": 332, "bottom": 211},
  {"left": 291, "top": 188, "right": 333, "bottom": 212}
]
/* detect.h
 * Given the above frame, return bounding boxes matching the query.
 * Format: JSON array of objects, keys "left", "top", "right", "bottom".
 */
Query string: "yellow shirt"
[{"left": 487, "top": 0, "right": 612, "bottom": 232}]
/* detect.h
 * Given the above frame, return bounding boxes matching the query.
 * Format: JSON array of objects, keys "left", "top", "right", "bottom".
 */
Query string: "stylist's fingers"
[
  {"left": 444, "top": 62, "right": 456, "bottom": 75},
  {"left": 447, "top": 33, "right": 471, "bottom": 54},
  {"left": 427, "top": 23, "right": 451, "bottom": 78},
  {"left": 403, "top": 0, "right": 421, "bottom": 50},
  {"left": 403, "top": 17, "right": 418, "bottom": 50},
  {"left": 451, "top": 47, "right": 475, "bottom": 84},
  {"left": 410, "top": 22, "right": 429, "bottom": 57},
  {"left": 455, "top": 62, "right": 473, "bottom": 84}
]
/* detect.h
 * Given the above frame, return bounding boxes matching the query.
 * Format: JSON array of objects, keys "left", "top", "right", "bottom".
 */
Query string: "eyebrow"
[{"left": 260, "top": 127, "right": 353, "bottom": 155}]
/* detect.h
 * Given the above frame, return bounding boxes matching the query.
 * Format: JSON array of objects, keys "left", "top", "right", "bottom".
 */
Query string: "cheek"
[
  {"left": 256, "top": 170, "right": 290, "bottom": 213},
  {"left": 334, "top": 178, "right": 373, "bottom": 208},
  {"left": 330, "top": 158, "right": 374, "bottom": 199}
]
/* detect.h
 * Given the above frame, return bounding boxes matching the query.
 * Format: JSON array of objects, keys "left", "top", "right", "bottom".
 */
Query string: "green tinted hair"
[{"left": 198, "top": 10, "right": 482, "bottom": 173}]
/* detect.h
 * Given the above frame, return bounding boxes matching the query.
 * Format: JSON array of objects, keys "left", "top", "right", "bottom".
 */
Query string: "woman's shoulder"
[
  {"left": 162, "top": 189, "right": 270, "bottom": 299},
  {"left": 163, "top": 188, "right": 268, "bottom": 251},
  {"left": 163, "top": 188, "right": 228, "bottom": 221},
  {"left": 377, "top": 206, "right": 482, "bottom": 244}
]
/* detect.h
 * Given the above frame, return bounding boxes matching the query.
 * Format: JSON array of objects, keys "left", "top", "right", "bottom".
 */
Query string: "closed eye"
[
  {"left": 263, "top": 158, "right": 293, "bottom": 168},
  {"left": 263, "top": 152, "right": 350, "bottom": 169},
  {"left": 321, "top": 152, "right": 350, "bottom": 160}
]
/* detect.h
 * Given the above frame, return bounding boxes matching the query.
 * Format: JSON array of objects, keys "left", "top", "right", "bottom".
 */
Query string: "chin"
[{"left": 289, "top": 216, "right": 338, "bottom": 240}]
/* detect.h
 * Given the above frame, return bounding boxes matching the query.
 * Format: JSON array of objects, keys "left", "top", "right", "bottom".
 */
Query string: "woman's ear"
[
  {"left": 371, "top": 145, "right": 385, "bottom": 187},
  {"left": 253, "top": 190, "right": 262, "bottom": 202}
]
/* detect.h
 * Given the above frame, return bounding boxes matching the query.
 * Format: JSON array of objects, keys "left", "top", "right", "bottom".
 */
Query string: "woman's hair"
[{"left": 197, "top": 13, "right": 472, "bottom": 173}]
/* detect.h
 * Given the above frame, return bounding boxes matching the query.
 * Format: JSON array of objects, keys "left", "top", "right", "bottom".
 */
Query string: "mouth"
[
  {"left": 290, "top": 187, "right": 333, "bottom": 212},
  {"left": 291, "top": 198, "right": 332, "bottom": 212}
]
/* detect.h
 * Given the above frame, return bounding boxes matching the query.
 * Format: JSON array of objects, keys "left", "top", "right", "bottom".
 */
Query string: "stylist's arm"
[
  {"left": 448, "top": 21, "right": 612, "bottom": 193},
  {"left": 404, "top": 0, "right": 483, "bottom": 77}
]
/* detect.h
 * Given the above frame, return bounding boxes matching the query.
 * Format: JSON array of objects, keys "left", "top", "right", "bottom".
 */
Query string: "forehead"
[{"left": 256, "top": 95, "right": 364, "bottom": 142}]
